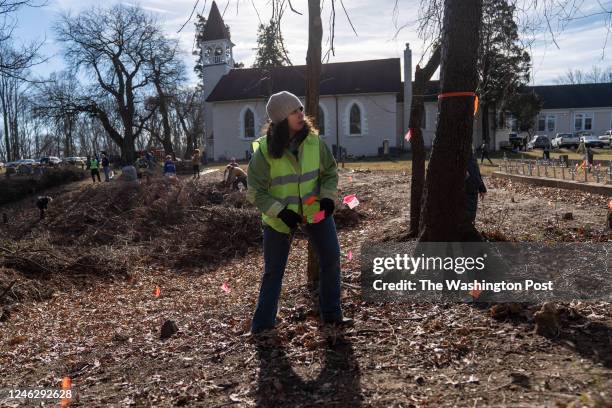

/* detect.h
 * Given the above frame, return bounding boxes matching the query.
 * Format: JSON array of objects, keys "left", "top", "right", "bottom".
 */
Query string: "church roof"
[
  {"left": 202, "top": 1, "right": 231, "bottom": 42},
  {"left": 206, "top": 58, "right": 401, "bottom": 102},
  {"left": 528, "top": 83, "right": 612, "bottom": 109}
]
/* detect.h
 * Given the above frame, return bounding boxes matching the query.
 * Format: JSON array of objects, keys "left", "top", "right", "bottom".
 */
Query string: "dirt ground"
[{"left": 0, "top": 169, "right": 611, "bottom": 407}]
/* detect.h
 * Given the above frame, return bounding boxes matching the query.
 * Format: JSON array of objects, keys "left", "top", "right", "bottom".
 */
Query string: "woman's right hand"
[{"left": 278, "top": 208, "right": 302, "bottom": 229}]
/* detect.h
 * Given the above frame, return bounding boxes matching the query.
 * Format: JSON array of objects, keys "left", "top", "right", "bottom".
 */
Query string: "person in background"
[
  {"left": 101, "top": 153, "right": 111, "bottom": 182},
  {"left": 586, "top": 145, "right": 594, "bottom": 173},
  {"left": 543, "top": 142, "right": 551, "bottom": 161},
  {"left": 225, "top": 162, "right": 248, "bottom": 191},
  {"left": 465, "top": 151, "right": 487, "bottom": 224},
  {"left": 36, "top": 196, "right": 53, "bottom": 220},
  {"left": 480, "top": 141, "right": 493, "bottom": 165},
  {"left": 192, "top": 149, "right": 201, "bottom": 179},
  {"left": 89, "top": 156, "right": 101, "bottom": 183},
  {"left": 163, "top": 155, "right": 177, "bottom": 177}
]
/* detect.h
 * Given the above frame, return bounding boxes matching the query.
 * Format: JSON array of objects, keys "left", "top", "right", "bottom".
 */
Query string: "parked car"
[
  {"left": 64, "top": 156, "right": 86, "bottom": 167},
  {"left": 598, "top": 130, "right": 612, "bottom": 147},
  {"left": 5, "top": 161, "right": 18, "bottom": 168},
  {"left": 508, "top": 133, "right": 525, "bottom": 149},
  {"left": 40, "top": 156, "right": 61, "bottom": 166},
  {"left": 579, "top": 134, "right": 605, "bottom": 148},
  {"left": 16, "top": 159, "right": 37, "bottom": 166},
  {"left": 527, "top": 135, "right": 551, "bottom": 150},
  {"left": 551, "top": 133, "right": 579, "bottom": 149}
]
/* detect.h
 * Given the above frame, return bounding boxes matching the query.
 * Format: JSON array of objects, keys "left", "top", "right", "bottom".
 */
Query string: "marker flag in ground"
[
  {"left": 348, "top": 250, "right": 353, "bottom": 261},
  {"left": 469, "top": 288, "right": 482, "bottom": 298},
  {"left": 348, "top": 176, "right": 353, "bottom": 182},
  {"left": 608, "top": 199, "right": 612, "bottom": 209},
  {"left": 312, "top": 210, "right": 326, "bottom": 223},
  {"left": 60, "top": 376, "right": 72, "bottom": 408},
  {"left": 404, "top": 129, "right": 412, "bottom": 142},
  {"left": 343, "top": 194, "right": 360, "bottom": 209},
  {"left": 221, "top": 282, "right": 231, "bottom": 293},
  {"left": 154, "top": 286, "right": 160, "bottom": 297}
]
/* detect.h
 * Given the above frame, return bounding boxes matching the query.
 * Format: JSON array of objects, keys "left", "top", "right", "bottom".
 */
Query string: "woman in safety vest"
[{"left": 247, "top": 91, "right": 351, "bottom": 334}]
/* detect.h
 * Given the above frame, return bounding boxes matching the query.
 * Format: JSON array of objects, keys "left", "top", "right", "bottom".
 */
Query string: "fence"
[{"left": 497, "top": 155, "right": 612, "bottom": 185}]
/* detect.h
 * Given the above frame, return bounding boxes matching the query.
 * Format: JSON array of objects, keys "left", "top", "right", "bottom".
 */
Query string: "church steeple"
[
  {"left": 201, "top": 1, "right": 234, "bottom": 66},
  {"left": 202, "top": 1, "right": 231, "bottom": 42}
]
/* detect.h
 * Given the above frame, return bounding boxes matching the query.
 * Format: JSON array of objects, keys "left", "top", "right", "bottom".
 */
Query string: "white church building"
[{"left": 200, "top": 1, "right": 612, "bottom": 161}]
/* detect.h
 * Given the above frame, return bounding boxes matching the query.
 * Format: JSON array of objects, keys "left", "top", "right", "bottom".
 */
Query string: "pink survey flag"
[
  {"left": 343, "top": 194, "right": 360, "bottom": 209},
  {"left": 221, "top": 282, "right": 231, "bottom": 293},
  {"left": 312, "top": 210, "right": 326, "bottom": 223},
  {"left": 348, "top": 250, "right": 353, "bottom": 260},
  {"left": 404, "top": 129, "right": 412, "bottom": 142}
]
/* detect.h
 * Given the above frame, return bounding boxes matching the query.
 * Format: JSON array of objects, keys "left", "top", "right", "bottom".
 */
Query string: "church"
[{"left": 200, "top": 1, "right": 612, "bottom": 162}]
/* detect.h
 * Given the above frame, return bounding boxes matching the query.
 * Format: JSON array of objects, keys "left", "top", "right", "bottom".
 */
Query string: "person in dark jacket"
[
  {"left": 466, "top": 151, "right": 487, "bottom": 223},
  {"left": 101, "top": 154, "right": 111, "bottom": 182},
  {"left": 36, "top": 196, "right": 53, "bottom": 219},
  {"left": 480, "top": 141, "right": 493, "bottom": 165}
]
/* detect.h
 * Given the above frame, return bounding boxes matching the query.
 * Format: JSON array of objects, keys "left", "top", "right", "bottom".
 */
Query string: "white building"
[{"left": 200, "top": 1, "right": 612, "bottom": 161}]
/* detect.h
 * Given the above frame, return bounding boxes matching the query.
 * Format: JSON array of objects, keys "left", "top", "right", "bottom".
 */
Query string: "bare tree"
[
  {"left": 0, "top": 1, "right": 46, "bottom": 78},
  {"left": 555, "top": 66, "right": 612, "bottom": 84},
  {"left": 419, "top": 0, "right": 483, "bottom": 242},
  {"left": 53, "top": 5, "right": 163, "bottom": 162},
  {"left": 408, "top": 45, "right": 441, "bottom": 237},
  {"left": 303, "top": 0, "right": 324, "bottom": 287},
  {"left": 147, "top": 36, "right": 187, "bottom": 155},
  {"left": 174, "top": 87, "right": 205, "bottom": 159}
]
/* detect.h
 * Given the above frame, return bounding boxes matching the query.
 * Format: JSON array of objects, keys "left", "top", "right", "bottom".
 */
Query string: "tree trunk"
[
  {"left": 305, "top": 0, "right": 323, "bottom": 288},
  {"left": 1, "top": 79, "right": 11, "bottom": 161},
  {"left": 155, "top": 83, "right": 174, "bottom": 155},
  {"left": 419, "top": 0, "right": 483, "bottom": 242},
  {"left": 408, "top": 46, "right": 441, "bottom": 237}
]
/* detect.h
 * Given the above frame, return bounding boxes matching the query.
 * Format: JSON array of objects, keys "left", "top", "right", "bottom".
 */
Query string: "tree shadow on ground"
[{"left": 254, "top": 332, "right": 362, "bottom": 407}]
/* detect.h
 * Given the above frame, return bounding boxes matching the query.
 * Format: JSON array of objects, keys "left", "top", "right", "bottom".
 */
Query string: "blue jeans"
[
  {"left": 103, "top": 166, "right": 110, "bottom": 182},
  {"left": 251, "top": 215, "right": 343, "bottom": 333}
]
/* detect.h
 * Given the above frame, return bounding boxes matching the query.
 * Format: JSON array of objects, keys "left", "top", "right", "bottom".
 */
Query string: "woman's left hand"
[{"left": 320, "top": 198, "right": 335, "bottom": 218}]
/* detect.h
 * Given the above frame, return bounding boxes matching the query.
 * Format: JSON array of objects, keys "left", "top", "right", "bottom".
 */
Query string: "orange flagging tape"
[{"left": 438, "top": 92, "right": 479, "bottom": 115}]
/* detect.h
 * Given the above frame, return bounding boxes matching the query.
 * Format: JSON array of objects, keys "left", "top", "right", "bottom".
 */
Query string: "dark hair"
[{"left": 262, "top": 116, "right": 318, "bottom": 159}]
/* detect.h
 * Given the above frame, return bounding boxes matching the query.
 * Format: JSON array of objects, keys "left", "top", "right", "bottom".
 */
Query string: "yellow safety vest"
[{"left": 252, "top": 133, "right": 321, "bottom": 234}]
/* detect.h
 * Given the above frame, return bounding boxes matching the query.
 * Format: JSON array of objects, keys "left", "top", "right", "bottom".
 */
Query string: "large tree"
[
  {"left": 305, "top": 0, "right": 324, "bottom": 286},
  {"left": 147, "top": 37, "right": 187, "bottom": 155},
  {"left": 252, "top": 19, "right": 292, "bottom": 68},
  {"left": 503, "top": 89, "right": 542, "bottom": 138},
  {"left": 53, "top": 5, "right": 163, "bottom": 162},
  {"left": 478, "top": 0, "right": 530, "bottom": 145},
  {"left": 419, "top": 0, "right": 483, "bottom": 242}
]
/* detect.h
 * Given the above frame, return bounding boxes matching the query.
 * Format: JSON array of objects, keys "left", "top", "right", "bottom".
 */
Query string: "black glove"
[
  {"left": 278, "top": 208, "right": 302, "bottom": 229},
  {"left": 320, "top": 198, "right": 335, "bottom": 218}
]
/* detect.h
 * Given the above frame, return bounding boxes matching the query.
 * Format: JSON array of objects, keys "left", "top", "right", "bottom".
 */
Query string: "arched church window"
[
  {"left": 349, "top": 104, "right": 361, "bottom": 135},
  {"left": 244, "top": 109, "right": 255, "bottom": 139}
]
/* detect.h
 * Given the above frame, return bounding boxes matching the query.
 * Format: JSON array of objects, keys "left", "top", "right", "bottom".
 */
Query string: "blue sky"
[{"left": 10, "top": 0, "right": 612, "bottom": 86}]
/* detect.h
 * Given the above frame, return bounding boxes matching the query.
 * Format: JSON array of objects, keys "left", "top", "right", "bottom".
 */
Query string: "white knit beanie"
[{"left": 266, "top": 91, "right": 303, "bottom": 124}]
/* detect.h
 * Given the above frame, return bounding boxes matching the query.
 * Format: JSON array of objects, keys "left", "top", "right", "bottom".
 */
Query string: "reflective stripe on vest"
[{"left": 253, "top": 133, "right": 321, "bottom": 234}]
